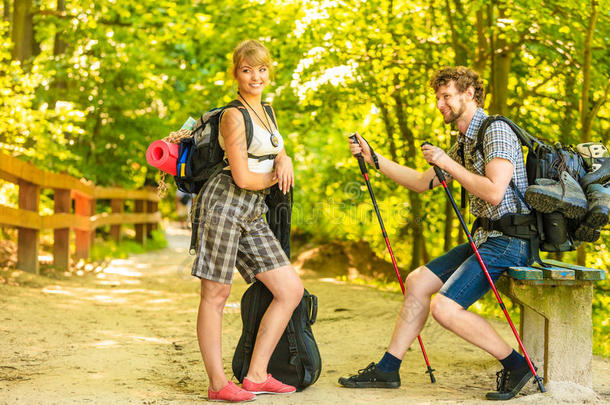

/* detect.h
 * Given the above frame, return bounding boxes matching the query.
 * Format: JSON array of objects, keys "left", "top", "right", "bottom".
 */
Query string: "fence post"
[
  {"left": 146, "top": 200, "right": 156, "bottom": 238},
  {"left": 90, "top": 197, "right": 96, "bottom": 247},
  {"left": 17, "top": 180, "right": 40, "bottom": 274},
  {"left": 110, "top": 198, "right": 123, "bottom": 243},
  {"left": 53, "top": 188, "right": 71, "bottom": 270},
  {"left": 135, "top": 199, "right": 146, "bottom": 246},
  {"left": 74, "top": 194, "right": 92, "bottom": 260}
]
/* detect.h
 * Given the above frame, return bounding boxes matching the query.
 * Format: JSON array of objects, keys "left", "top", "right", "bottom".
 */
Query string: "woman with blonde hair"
[{"left": 192, "top": 39, "right": 302, "bottom": 402}]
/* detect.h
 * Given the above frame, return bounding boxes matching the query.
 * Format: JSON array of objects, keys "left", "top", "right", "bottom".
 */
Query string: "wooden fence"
[{"left": 0, "top": 153, "right": 161, "bottom": 274}]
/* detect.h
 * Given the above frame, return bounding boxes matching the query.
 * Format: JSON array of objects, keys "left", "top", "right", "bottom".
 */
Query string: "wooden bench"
[{"left": 497, "top": 259, "right": 605, "bottom": 388}]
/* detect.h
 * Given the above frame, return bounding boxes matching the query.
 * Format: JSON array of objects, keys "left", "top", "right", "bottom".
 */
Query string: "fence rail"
[{"left": 0, "top": 153, "right": 161, "bottom": 274}]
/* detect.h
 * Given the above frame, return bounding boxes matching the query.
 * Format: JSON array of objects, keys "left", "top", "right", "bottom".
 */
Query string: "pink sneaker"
[
  {"left": 242, "top": 374, "right": 296, "bottom": 395},
  {"left": 208, "top": 381, "right": 256, "bottom": 402}
]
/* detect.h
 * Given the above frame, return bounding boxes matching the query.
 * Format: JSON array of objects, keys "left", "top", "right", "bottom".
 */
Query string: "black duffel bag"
[{"left": 232, "top": 281, "right": 321, "bottom": 391}]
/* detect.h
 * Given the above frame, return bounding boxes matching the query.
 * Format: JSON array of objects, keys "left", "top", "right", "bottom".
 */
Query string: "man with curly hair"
[{"left": 340, "top": 66, "right": 536, "bottom": 400}]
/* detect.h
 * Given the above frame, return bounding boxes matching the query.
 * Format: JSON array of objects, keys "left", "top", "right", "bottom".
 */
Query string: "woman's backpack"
[
  {"left": 232, "top": 281, "right": 321, "bottom": 391},
  {"left": 175, "top": 100, "right": 277, "bottom": 195}
]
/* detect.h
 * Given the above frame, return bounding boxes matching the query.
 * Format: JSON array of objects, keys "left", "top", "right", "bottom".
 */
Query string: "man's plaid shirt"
[{"left": 443, "top": 108, "right": 530, "bottom": 246}]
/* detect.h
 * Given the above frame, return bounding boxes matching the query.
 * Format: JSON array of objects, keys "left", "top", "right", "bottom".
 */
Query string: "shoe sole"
[
  {"left": 208, "top": 398, "right": 256, "bottom": 402},
  {"left": 525, "top": 189, "right": 587, "bottom": 219},
  {"left": 338, "top": 379, "right": 400, "bottom": 389},
  {"left": 575, "top": 225, "right": 601, "bottom": 242},
  {"left": 245, "top": 390, "right": 295, "bottom": 395},
  {"left": 585, "top": 206, "right": 610, "bottom": 228},
  {"left": 485, "top": 370, "right": 534, "bottom": 401}
]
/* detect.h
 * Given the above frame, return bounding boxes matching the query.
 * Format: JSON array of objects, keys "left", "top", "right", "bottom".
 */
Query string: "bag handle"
[{"left": 307, "top": 294, "right": 318, "bottom": 325}]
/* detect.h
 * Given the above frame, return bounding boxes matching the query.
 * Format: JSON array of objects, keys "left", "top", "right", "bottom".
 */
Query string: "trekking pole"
[
  {"left": 349, "top": 134, "right": 436, "bottom": 384},
  {"left": 421, "top": 141, "right": 546, "bottom": 393}
]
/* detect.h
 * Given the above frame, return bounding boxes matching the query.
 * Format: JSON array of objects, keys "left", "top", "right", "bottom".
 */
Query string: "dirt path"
[{"left": 1, "top": 227, "right": 608, "bottom": 404}]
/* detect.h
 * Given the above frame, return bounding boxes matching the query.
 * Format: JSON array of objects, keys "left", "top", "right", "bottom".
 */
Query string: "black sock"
[
  {"left": 376, "top": 352, "right": 402, "bottom": 373},
  {"left": 499, "top": 349, "right": 527, "bottom": 370}
]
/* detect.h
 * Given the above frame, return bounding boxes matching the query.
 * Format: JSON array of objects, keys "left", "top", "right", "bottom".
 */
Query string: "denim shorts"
[{"left": 426, "top": 236, "right": 532, "bottom": 309}]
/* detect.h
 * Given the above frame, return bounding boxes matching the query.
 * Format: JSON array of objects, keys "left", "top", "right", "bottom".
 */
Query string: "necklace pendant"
[{"left": 270, "top": 134, "right": 279, "bottom": 147}]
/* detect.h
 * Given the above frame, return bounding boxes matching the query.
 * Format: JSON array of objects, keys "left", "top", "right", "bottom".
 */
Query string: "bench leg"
[
  {"left": 519, "top": 304, "right": 547, "bottom": 380},
  {"left": 507, "top": 282, "right": 594, "bottom": 388},
  {"left": 541, "top": 285, "right": 593, "bottom": 388}
]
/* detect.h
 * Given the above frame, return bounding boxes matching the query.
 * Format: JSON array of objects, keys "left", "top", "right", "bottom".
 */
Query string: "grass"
[{"left": 90, "top": 229, "right": 168, "bottom": 261}]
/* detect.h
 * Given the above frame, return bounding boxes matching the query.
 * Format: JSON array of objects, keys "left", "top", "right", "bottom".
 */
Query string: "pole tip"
[
  {"left": 535, "top": 376, "right": 546, "bottom": 393},
  {"left": 426, "top": 367, "right": 436, "bottom": 383}
]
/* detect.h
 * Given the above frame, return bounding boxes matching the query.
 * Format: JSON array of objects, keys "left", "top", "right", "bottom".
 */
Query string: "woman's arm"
[
  {"left": 274, "top": 148, "right": 294, "bottom": 193},
  {"left": 220, "top": 108, "right": 277, "bottom": 191},
  {"left": 268, "top": 105, "right": 294, "bottom": 193}
]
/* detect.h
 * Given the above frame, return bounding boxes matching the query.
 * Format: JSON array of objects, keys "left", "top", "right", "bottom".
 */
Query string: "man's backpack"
[
  {"left": 174, "top": 100, "right": 277, "bottom": 195},
  {"left": 473, "top": 115, "right": 587, "bottom": 261},
  {"left": 232, "top": 281, "right": 322, "bottom": 391}
]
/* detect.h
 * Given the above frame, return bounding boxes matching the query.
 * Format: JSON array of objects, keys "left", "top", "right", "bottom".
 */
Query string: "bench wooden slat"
[
  {"left": 541, "top": 259, "right": 606, "bottom": 281},
  {"left": 533, "top": 264, "right": 576, "bottom": 280},
  {"left": 508, "top": 267, "right": 543, "bottom": 280}
]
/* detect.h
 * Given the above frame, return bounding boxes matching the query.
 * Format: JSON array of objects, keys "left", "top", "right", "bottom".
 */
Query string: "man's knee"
[
  {"left": 430, "top": 294, "right": 461, "bottom": 327},
  {"left": 405, "top": 266, "right": 442, "bottom": 296}
]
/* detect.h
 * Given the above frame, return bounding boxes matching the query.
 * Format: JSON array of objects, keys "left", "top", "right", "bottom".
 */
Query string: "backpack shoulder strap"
[
  {"left": 475, "top": 115, "right": 534, "bottom": 157},
  {"left": 475, "top": 115, "right": 533, "bottom": 211},
  {"left": 225, "top": 100, "right": 255, "bottom": 147},
  {"left": 262, "top": 102, "right": 277, "bottom": 130}
]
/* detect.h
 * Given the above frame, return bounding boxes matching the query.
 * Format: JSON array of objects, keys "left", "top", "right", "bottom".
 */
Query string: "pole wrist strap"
[
  {"left": 371, "top": 149, "right": 380, "bottom": 169},
  {"left": 359, "top": 135, "right": 380, "bottom": 170}
]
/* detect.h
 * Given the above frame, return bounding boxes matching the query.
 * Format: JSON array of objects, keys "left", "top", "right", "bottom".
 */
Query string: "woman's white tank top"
[{"left": 219, "top": 117, "right": 284, "bottom": 174}]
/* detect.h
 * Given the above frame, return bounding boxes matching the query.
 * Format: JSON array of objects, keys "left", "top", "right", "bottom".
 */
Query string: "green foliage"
[{"left": 90, "top": 229, "right": 167, "bottom": 261}]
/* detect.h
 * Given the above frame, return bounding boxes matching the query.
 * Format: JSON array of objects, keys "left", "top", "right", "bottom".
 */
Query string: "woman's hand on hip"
[{"left": 274, "top": 154, "right": 294, "bottom": 194}]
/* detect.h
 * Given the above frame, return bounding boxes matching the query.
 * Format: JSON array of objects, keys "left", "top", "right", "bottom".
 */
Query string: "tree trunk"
[
  {"left": 490, "top": 45, "right": 511, "bottom": 116},
  {"left": 487, "top": 3, "right": 512, "bottom": 116},
  {"left": 3, "top": 0, "right": 10, "bottom": 21},
  {"left": 53, "top": 0, "right": 66, "bottom": 56},
  {"left": 378, "top": 100, "right": 398, "bottom": 161},
  {"left": 560, "top": 74, "right": 578, "bottom": 144},
  {"left": 444, "top": 0, "right": 468, "bottom": 66},
  {"left": 580, "top": 0, "right": 598, "bottom": 144},
  {"left": 474, "top": 8, "right": 487, "bottom": 73},
  {"left": 11, "top": 0, "right": 33, "bottom": 62},
  {"left": 50, "top": 0, "right": 67, "bottom": 106},
  {"left": 576, "top": 0, "right": 599, "bottom": 266},
  {"left": 392, "top": 87, "right": 427, "bottom": 269}
]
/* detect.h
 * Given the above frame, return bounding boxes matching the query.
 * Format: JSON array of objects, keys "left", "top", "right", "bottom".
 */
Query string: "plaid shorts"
[{"left": 191, "top": 173, "right": 290, "bottom": 284}]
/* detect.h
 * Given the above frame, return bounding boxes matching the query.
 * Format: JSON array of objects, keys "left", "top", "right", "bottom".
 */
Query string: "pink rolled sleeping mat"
[{"left": 146, "top": 140, "right": 179, "bottom": 176}]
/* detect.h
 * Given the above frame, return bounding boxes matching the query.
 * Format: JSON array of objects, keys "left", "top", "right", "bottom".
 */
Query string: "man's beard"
[{"left": 443, "top": 102, "right": 466, "bottom": 124}]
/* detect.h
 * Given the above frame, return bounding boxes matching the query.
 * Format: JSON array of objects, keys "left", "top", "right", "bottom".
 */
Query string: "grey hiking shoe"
[
  {"left": 580, "top": 157, "right": 610, "bottom": 189},
  {"left": 338, "top": 362, "right": 400, "bottom": 388},
  {"left": 574, "top": 183, "right": 609, "bottom": 242},
  {"left": 583, "top": 183, "right": 610, "bottom": 228},
  {"left": 525, "top": 171, "right": 588, "bottom": 219}
]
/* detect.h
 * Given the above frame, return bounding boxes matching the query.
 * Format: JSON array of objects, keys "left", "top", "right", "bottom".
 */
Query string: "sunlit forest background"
[{"left": 1, "top": 0, "right": 608, "bottom": 354}]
